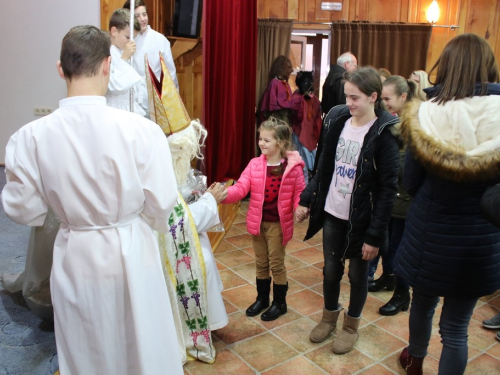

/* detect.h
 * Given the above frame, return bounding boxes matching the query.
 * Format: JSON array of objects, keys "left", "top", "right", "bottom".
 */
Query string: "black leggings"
[{"left": 322, "top": 212, "right": 368, "bottom": 317}]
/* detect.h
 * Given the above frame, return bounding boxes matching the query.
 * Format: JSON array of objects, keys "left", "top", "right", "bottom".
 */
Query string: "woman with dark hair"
[
  {"left": 395, "top": 33, "right": 500, "bottom": 374},
  {"left": 259, "top": 55, "right": 301, "bottom": 125},
  {"left": 296, "top": 67, "right": 400, "bottom": 354}
]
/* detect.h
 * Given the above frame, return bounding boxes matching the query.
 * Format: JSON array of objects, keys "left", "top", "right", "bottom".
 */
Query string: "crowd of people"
[
  {"left": 1, "top": 3, "right": 500, "bottom": 374},
  {"left": 245, "top": 32, "right": 500, "bottom": 375}
]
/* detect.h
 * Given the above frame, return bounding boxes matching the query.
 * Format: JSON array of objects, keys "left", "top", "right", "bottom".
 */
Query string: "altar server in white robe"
[
  {"left": 1, "top": 25, "right": 183, "bottom": 375},
  {"left": 106, "top": 8, "right": 145, "bottom": 116},
  {"left": 124, "top": 0, "right": 178, "bottom": 117}
]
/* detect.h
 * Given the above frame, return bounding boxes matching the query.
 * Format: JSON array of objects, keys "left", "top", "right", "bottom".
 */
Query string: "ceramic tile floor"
[{"left": 184, "top": 201, "right": 500, "bottom": 374}]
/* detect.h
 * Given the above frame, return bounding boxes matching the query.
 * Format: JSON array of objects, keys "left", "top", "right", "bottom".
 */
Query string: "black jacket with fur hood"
[
  {"left": 300, "top": 105, "right": 400, "bottom": 260},
  {"left": 395, "top": 84, "right": 500, "bottom": 299}
]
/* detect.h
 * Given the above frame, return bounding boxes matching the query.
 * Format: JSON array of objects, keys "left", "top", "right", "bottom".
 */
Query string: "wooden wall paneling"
[
  {"left": 257, "top": 0, "right": 500, "bottom": 77},
  {"left": 269, "top": 0, "right": 289, "bottom": 18},
  {"left": 163, "top": 0, "right": 175, "bottom": 36},
  {"left": 348, "top": 0, "right": 360, "bottom": 20},
  {"left": 193, "top": 55, "right": 203, "bottom": 120},
  {"left": 495, "top": 0, "right": 500, "bottom": 65},
  {"left": 101, "top": 0, "right": 124, "bottom": 30},
  {"left": 258, "top": 1, "right": 269, "bottom": 18},
  {"left": 355, "top": 0, "right": 406, "bottom": 21},
  {"left": 170, "top": 38, "right": 199, "bottom": 61},
  {"left": 289, "top": 0, "right": 299, "bottom": 20},
  {"left": 142, "top": 0, "right": 159, "bottom": 33},
  {"left": 298, "top": 0, "right": 307, "bottom": 22},
  {"left": 411, "top": 0, "right": 461, "bottom": 72},
  {"left": 400, "top": 0, "right": 411, "bottom": 22},
  {"left": 462, "top": 0, "right": 500, "bottom": 47},
  {"left": 173, "top": 42, "right": 202, "bottom": 120},
  {"left": 406, "top": 0, "right": 421, "bottom": 22},
  {"left": 101, "top": 0, "right": 167, "bottom": 34},
  {"left": 182, "top": 44, "right": 203, "bottom": 66},
  {"left": 305, "top": 0, "right": 317, "bottom": 22},
  {"left": 314, "top": 0, "right": 350, "bottom": 21},
  {"left": 462, "top": 0, "right": 500, "bottom": 65}
]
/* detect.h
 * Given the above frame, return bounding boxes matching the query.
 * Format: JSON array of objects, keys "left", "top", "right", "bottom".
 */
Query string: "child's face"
[
  {"left": 344, "top": 81, "right": 376, "bottom": 119},
  {"left": 259, "top": 129, "right": 281, "bottom": 160},
  {"left": 134, "top": 5, "right": 149, "bottom": 33},
  {"left": 111, "top": 27, "right": 131, "bottom": 51},
  {"left": 381, "top": 84, "right": 406, "bottom": 115}
]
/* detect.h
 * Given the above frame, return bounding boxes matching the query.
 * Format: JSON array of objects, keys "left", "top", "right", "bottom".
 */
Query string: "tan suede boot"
[
  {"left": 310, "top": 305, "right": 343, "bottom": 343},
  {"left": 332, "top": 312, "right": 361, "bottom": 354}
]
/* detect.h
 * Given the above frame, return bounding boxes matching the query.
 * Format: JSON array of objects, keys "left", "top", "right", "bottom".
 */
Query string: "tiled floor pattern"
[{"left": 184, "top": 201, "right": 500, "bottom": 374}]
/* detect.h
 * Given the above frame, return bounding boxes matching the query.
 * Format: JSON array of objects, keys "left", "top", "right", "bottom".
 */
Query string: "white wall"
[{"left": 0, "top": 1, "right": 100, "bottom": 164}]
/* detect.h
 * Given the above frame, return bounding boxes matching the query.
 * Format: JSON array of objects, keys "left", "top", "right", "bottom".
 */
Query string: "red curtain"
[{"left": 203, "top": 0, "right": 257, "bottom": 184}]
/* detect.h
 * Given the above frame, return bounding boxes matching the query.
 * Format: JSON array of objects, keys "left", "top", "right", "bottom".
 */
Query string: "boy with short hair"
[
  {"left": 107, "top": 8, "right": 145, "bottom": 115},
  {"left": 123, "top": 0, "right": 178, "bottom": 117},
  {"left": 2, "top": 25, "right": 183, "bottom": 374}
]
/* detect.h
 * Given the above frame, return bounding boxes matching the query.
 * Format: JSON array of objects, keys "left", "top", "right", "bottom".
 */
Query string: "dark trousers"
[
  {"left": 368, "top": 218, "right": 409, "bottom": 289},
  {"left": 322, "top": 212, "right": 368, "bottom": 317},
  {"left": 409, "top": 290, "right": 477, "bottom": 374}
]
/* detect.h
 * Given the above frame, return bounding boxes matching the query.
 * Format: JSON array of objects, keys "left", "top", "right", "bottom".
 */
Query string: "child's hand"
[
  {"left": 121, "top": 41, "right": 137, "bottom": 61},
  {"left": 362, "top": 243, "right": 379, "bottom": 261},
  {"left": 206, "top": 182, "right": 227, "bottom": 204},
  {"left": 295, "top": 205, "right": 309, "bottom": 223}
]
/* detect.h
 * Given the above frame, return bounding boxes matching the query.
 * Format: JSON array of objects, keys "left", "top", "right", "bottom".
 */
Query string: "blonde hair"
[
  {"left": 258, "top": 117, "right": 292, "bottom": 159},
  {"left": 168, "top": 120, "right": 207, "bottom": 185},
  {"left": 409, "top": 70, "right": 431, "bottom": 101}
]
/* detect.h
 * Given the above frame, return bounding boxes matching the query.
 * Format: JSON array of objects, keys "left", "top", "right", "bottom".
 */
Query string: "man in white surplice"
[
  {"left": 1, "top": 26, "right": 183, "bottom": 375},
  {"left": 123, "top": 0, "right": 178, "bottom": 118}
]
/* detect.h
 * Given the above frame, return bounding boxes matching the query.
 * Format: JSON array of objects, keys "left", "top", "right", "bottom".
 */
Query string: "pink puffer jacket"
[{"left": 224, "top": 151, "right": 305, "bottom": 244}]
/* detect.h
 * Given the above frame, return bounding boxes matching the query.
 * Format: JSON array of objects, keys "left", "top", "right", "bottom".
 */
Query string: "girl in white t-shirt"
[{"left": 296, "top": 67, "right": 400, "bottom": 354}]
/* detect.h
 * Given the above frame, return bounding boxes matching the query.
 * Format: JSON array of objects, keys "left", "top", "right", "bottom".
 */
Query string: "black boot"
[
  {"left": 261, "top": 283, "right": 288, "bottom": 321},
  {"left": 246, "top": 278, "right": 271, "bottom": 317},
  {"left": 379, "top": 284, "right": 410, "bottom": 316},
  {"left": 368, "top": 273, "right": 396, "bottom": 292}
]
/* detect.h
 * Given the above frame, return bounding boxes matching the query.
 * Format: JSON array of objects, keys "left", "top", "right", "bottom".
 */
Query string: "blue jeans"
[
  {"left": 292, "top": 133, "right": 316, "bottom": 185},
  {"left": 408, "top": 290, "right": 477, "bottom": 374},
  {"left": 322, "top": 212, "right": 368, "bottom": 317}
]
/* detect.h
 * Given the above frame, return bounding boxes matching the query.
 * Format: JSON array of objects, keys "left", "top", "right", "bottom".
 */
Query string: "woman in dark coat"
[{"left": 395, "top": 33, "right": 500, "bottom": 375}]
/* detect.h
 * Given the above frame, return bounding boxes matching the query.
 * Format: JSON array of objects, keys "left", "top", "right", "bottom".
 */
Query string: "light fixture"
[
  {"left": 321, "top": 2, "right": 342, "bottom": 11},
  {"left": 426, "top": 0, "right": 440, "bottom": 24}
]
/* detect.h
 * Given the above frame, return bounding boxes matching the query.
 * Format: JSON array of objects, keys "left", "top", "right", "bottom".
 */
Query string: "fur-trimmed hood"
[{"left": 400, "top": 95, "right": 500, "bottom": 182}]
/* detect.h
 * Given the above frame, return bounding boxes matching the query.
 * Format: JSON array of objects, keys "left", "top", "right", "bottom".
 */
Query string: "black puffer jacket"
[
  {"left": 395, "top": 87, "right": 500, "bottom": 299},
  {"left": 299, "top": 105, "right": 400, "bottom": 260}
]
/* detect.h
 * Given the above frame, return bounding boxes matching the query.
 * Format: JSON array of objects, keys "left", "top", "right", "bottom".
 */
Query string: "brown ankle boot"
[
  {"left": 310, "top": 305, "right": 343, "bottom": 343},
  {"left": 332, "top": 312, "right": 361, "bottom": 354},
  {"left": 399, "top": 347, "right": 424, "bottom": 375}
]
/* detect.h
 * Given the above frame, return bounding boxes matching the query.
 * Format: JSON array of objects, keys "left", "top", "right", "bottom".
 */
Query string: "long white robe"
[
  {"left": 189, "top": 194, "right": 228, "bottom": 330},
  {"left": 106, "top": 45, "right": 146, "bottom": 116},
  {"left": 134, "top": 26, "right": 178, "bottom": 113},
  {"left": 2, "top": 96, "right": 183, "bottom": 375}
]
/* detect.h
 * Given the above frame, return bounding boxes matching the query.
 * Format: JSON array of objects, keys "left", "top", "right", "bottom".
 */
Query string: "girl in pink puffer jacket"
[{"left": 223, "top": 118, "right": 305, "bottom": 321}]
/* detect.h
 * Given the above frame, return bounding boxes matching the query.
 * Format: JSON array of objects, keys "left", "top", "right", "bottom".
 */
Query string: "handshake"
[
  {"left": 295, "top": 205, "right": 309, "bottom": 223},
  {"left": 206, "top": 182, "right": 228, "bottom": 204}
]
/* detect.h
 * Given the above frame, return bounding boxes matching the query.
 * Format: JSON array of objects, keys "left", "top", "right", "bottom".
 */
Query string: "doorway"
[{"left": 289, "top": 30, "right": 331, "bottom": 101}]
